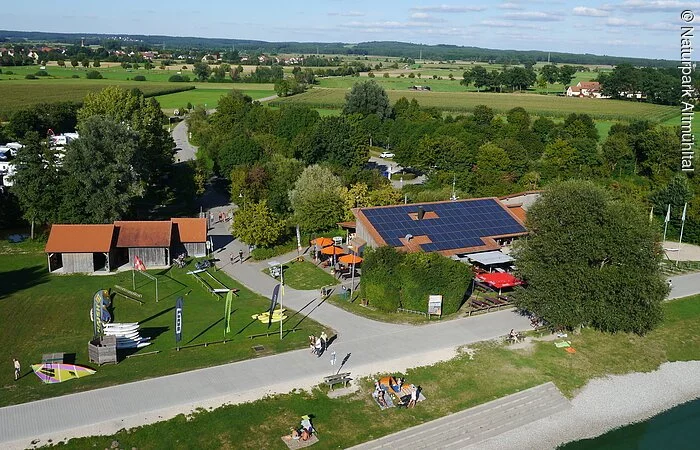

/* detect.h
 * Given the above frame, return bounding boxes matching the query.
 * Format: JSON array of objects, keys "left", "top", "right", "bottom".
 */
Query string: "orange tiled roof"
[
  {"left": 115, "top": 221, "right": 172, "bottom": 248},
  {"left": 171, "top": 218, "right": 207, "bottom": 243},
  {"left": 508, "top": 206, "right": 527, "bottom": 223},
  {"left": 45, "top": 224, "right": 114, "bottom": 253}
]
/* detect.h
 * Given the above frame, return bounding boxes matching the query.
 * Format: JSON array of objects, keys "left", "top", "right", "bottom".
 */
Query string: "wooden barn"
[
  {"left": 171, "top": 218, "right": 207, "bottom": 257},
  {"left": 45, "top": 224, "right": 115, "bottom": 273},
  {"left": 114, "top": 221, "right": 171, "bottom": 268}
]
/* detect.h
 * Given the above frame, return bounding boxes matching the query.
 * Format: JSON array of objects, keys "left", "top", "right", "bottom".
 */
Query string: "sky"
[{"left": 1, "top": 0, "right": 696, "bottom": 60}]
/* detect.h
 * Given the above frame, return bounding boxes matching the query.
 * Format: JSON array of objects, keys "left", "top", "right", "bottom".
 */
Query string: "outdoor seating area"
[
  {"left": 467, "top": 279, "right": 517, "bottom": 315},
  {"left": 372, "top": 376, "right": 426, "bottom": 410}
]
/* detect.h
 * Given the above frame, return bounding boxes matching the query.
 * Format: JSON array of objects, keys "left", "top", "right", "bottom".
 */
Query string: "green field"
[
  {"left": 58, "top": 295, "right": 700, "bottom": 449},
  {"left": 272, "top": 88, "right": 679, "bottom": 122},
  {"left": 0, "top": 65, "right": 275, "bottom": 115},
  {"left": 265, "top": 260, "right": 337, "bottom": 290},
  {"left": 155, "top": 87, "right": 275, "bottom": 111},
  {"left": 0, "top": 79, "right": 195, "bottom": 115},
  {"left": 0, "top": 242, "right": 325, "bottom": 407}
]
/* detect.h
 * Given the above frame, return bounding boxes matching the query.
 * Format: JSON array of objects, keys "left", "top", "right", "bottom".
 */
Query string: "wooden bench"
[{"left": 324, "top": 372, "right": 351, "bottom": 390}]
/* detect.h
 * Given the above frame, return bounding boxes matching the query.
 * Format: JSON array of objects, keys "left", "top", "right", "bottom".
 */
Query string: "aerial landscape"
[{"left": 1, "top": 1, "right": 699, "bottom": 449}]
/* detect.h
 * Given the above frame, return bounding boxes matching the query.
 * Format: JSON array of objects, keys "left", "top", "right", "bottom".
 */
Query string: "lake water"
[{"left": 559, "top": 397, "right": 700, "bottom": 449}]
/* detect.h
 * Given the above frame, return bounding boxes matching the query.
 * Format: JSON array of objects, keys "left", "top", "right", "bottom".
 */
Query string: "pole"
[
  {"left": 279, "top": 261, "right": 284, "bottom": 340},
  {"left": 155, "top": 278, "right": 159, "bottom": 303},
  {"left": 132, "top": 268, "right": 135, "bottom": 290},
  {"left": 663, "top": 204, "right": 670, "bottom": 244},
  {"left": 676, "top": 203, "right": 687, "bottom": 267},
  {"left": 350, "top": 259, "right": 356, "bottom": 300}
]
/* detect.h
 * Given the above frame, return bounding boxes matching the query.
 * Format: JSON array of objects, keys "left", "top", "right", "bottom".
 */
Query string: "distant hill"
[{"left": 0, "top": 30, "right": 675, "bottom": 68}]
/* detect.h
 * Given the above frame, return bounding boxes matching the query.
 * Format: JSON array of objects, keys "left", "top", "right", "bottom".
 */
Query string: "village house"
[{"left": 565, "top": 81, "right": 608, "bottom": 98}]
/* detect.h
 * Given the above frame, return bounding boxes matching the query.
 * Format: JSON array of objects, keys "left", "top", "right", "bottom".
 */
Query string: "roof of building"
[
  {"left": 45, "top": 224, "right": 115, "bottom": 253},
  {"left": 462, "top": 250, "right": 514, "bottom": 266},
  {"left": 171, "top": 218, "right": 207, "bottom": 243},
  {"left": 578, "top": 81, "right": 601, "bottom": 90},
  {"left": 354, "top": 198, "right": 528, "bottom": 256},
  {"left": 115, "top": 221, "right": 172, "bottom": 248}
]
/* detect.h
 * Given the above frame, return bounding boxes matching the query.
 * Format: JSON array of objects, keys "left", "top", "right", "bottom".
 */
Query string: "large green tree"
[
  {"left": 9, "top": 133, "right": 61, "bottom": 237},
  {"left": 288, "top": 164, "right": 344, "bottom": 232},
  {"left": 59, "top": 116, "right": 143, "bottom": 223},
  {"left": 513, "top": 181, "right": 667, "bottom": 334},
  {"left": 343, "top": 80, "right": 393, "bottom": 120},
  {"left": 78, "top": 86, "right": 174, "bottom": 194},
  {"left": 231, "top": 200, "right": 286, "bottom": 247}
]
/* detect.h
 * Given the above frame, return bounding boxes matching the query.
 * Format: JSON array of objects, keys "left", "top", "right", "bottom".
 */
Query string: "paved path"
[
  {"left": 350, "top": 382, "right": 570, "bottom": 450},
  {"left": 368, "top": 156, "right": 426, "bottom": 189},
  {"left": 668, "top": 272, "right": 700, "bottom": 299}
]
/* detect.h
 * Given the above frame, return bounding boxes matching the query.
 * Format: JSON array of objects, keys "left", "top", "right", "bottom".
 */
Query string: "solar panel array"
[{"left": 361, "top": 199, "right": 527, "bottom": 252}]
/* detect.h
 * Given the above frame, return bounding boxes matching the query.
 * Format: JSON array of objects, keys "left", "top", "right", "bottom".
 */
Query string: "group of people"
[
  {"left": 507, "top": 329, "right": 522, "bottom": 343},
  {"left": 289, "top": 416, "right": 315, "bottom": 442},
  {"left": 309, "top": 331, "right": 328, "bottom": 357},
  {"left": 373, "top": 377, "right": 419, "bottom": 409}
]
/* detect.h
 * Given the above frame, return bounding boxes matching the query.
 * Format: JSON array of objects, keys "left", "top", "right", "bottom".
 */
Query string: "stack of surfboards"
[{"left": 103, "top": 322, "right": 151, "bottom": 349}]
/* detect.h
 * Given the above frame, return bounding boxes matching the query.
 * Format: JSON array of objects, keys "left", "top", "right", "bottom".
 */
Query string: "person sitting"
[
  {"left": 408, "top": 386, "right": 418, "bottom": 408},
  {"left": 377, "top": 389, "right": 388, "bottom": 408},
  {"left": 508, "top": 329, "right": 519, "bottom": 343},
  {"left": 309, "top": 335, "right": 316, "bottom": 354},
  {"left": 290, "top": 427, "right": 300, "bottom": 440},
  {"left": 397, "top": 377, "right": 404, "bottom": 391},
  {"left": 300, "top": 429, "right": 310, "bottom": 441},
  {"left": 300, "top": 416, "right": 314, "bottom": 440}
]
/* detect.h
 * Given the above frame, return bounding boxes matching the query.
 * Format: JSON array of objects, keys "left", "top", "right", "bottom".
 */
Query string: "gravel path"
[{"left": 475, "top": 361, "right": 700, "bottom": 449}]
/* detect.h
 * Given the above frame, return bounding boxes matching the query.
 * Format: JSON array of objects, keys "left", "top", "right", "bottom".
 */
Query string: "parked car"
[{"left": 379, "top": 152, "right": 395, "bottom": 159}]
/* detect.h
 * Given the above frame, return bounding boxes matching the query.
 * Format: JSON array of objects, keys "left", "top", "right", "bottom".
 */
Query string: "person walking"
[
  {"left": 13, "top": 358, "right": 20, "bottom": 381},
  {"left": 238, "top": 249, "right": 244, "bottom": 264},
  {"left": 230, "top": 253, "right": 234, "bottom": 264}
]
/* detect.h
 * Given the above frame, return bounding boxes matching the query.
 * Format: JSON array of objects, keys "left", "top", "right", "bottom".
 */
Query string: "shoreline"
[{"left": 476, "top": 360, "right": 700, "bottom": 450}]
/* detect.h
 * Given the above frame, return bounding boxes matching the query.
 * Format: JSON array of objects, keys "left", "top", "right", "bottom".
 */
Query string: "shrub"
[
  {"left": 5, "top": 70, "right": 13, "bottom": 75},
  {"left": 35, "top": 70, "right": 49, "bottom": 77},
  {"left": 71, "top": 74, "right": 80, "bottom": 78},
  {"left": 86, "top": 70, "right": 103, "bottom": 79},
  {"left": 361, "top": 246, "right": 472, "bottom": 314},
  {"left": 133, "top": 75, "right": 146, "bottom": 81},
  {"left": 169, "top": 74, "right": 191, "bottom": 82},
  {"left": 24, "top": 74, "right": 37, "bottom": 79}
]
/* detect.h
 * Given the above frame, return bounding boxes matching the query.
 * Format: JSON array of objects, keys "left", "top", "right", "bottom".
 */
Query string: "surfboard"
[
  {"left": 31, "top": 363, "right": 96, "bottom": 384},
  {"left": 104, "top": 323, "right": 139, "bottom": 329},
  {"left": 116, "top": 341, "right": 151, "bottom": 349}
]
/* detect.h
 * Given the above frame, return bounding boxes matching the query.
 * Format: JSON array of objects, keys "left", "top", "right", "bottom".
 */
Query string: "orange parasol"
[
  {"left": 311, "top": 237, "right": 334, "bottom": 247},
  {"left": 339, "top": 254, "right": 363, "bottom": 264},
  {"left": 321, "top": 245, "right": 346, "bottom": 256}
]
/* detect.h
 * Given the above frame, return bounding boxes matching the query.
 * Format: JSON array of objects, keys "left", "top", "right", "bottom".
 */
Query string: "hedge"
[{"left": 361, "top": 247, "right": 473, "bottom": 315}]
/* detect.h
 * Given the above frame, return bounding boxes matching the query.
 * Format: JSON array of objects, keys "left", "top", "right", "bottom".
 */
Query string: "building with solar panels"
[{"left": 352, "top": 197, "right": 530, "bottom": 258}]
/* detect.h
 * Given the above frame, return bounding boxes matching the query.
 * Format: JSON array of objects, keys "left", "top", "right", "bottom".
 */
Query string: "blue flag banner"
[
  {"left": 268, "top": 284, "right": 280, "bottom": 329},
  {"left": 175, "top": 296, "right": 184, "bottom": 344}
]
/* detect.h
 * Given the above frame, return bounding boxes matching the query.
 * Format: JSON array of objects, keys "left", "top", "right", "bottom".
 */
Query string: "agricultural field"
[
  {"left": 0, "top": 63, "right": 276, "bottom": 116},
  {"left": 0, "top": 79, "right": 195, "bottom": 116},
  {"left": 154, "top": 84, "right": 275, "bottom": 112},
  {"left": 272, "top": 87, "right": 680, "bottom": 122}
]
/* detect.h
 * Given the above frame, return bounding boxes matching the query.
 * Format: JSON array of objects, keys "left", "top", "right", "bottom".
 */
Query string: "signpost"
[
  {"left": 428, "top": 295, "right": 443, "bottom": 320},
  {"left": 175, "top": 296, "right": 183, "bottom": 350}
]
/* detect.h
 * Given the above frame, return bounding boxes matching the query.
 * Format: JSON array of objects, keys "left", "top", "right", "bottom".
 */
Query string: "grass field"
[
  {"left": 155, "top": 88, "right": 275, "bottom": 111},
  {"left": 0, "top": 64, "right": 275, "bottom": 115},
  {"left": 0, "top": 241, "right": 325, "bottom": 407},
  {"left": 58, "top": 295, "right": 700, "bottom": 449},
  {"left": 0, "top": 79, "right": 195, "bottom": 115},
  {"left": 272, "top": 260, "right": 337, "bottom": 290},
  {"left": 272, "top": 88, "right": 679, "bottom": 122}
]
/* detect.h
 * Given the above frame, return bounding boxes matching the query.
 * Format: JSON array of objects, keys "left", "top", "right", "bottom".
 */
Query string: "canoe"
[{"left": 31, "top": 363, "right": 96, "bottom": 384}]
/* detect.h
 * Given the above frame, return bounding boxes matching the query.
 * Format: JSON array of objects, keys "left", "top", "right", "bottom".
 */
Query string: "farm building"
[
  {"left": 114, "top": 221, "right": 172, "bottom": 268},
  {"left": 352, "top": 197, "right": 529, "bottom": 257},
  {"left": 45, "top": 224, "right": 116, "bottom": 274},
  {"left": 171, "top": 218, "right": 208, "bottom": 257}
]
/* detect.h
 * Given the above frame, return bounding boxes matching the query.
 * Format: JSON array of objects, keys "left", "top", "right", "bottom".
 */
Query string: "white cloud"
[
  {"left": 410, "top": 5, "right": 485, "bottom": 13},
  {"left": 499, "top": 2, "right": 522, "bottom": 9},
  {"left": 644, "top": 22, "right": 676, "bottom": 31},
  {"left": 476, "top": 19, "right": 549, "bottom": 30},
  {"left": 572, "top": 6, "right": 609, "bottom": 17},
  {"left": 411, "top": 12, "right": 431, "bottom": 19},
  {"left": 503, "top": 11, "right": 563, "bottom": 21},
  {"left": 605, "top": 17, "right": 642, "bottom": 26},
  {"left": 619, "top": 0, "right": 700, "bottom": 11},
  {"left": 328, "top": 11, "right": 365, "bottom": 17}
]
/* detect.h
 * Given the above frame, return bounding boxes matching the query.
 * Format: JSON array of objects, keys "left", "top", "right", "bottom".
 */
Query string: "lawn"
[
  {"left": 265, "top": 260, "right": 337, "bottom": 290},
  {"left": 271, "top": 87, "right": 679, "bottom": 122},
  {"left": 57, "top": 295, "right": 700, "bottom": 449},
  {"left": 327, "top": 294, "right": 437, "bottom": 325},
  {"left": 0, "top": 241, "right": 325, "bottom": 407}
]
